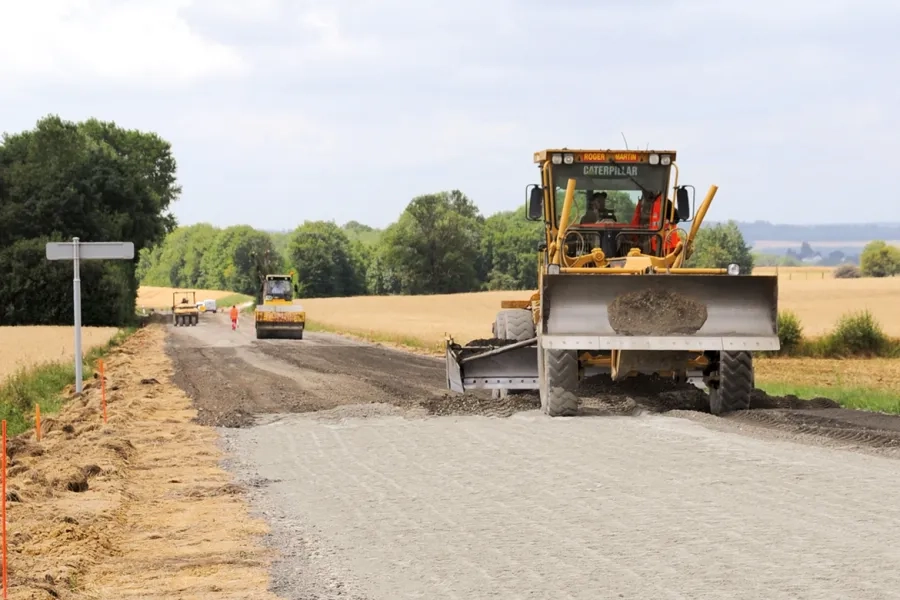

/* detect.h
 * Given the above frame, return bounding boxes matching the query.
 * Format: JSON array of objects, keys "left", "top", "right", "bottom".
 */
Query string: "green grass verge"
[
  {"left": 216, "top": 293, "right": 253, "bottom": 307},
  {"left": 756, "top": 381, "right": 900, "bottom": 414},
  {"left": 305, "top": 321, "right": 443, "bottom": 354},
  {"left": 0, "top": 327, "right": 137, "bottom": 436}
]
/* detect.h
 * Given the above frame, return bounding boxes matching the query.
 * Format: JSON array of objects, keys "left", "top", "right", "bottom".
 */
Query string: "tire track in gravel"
[
  {"left": 165, "top": 316, "right": 900, "bottom": 454},
  {"left": 166, "top": 317, "right": 900, "bottom": 599}
]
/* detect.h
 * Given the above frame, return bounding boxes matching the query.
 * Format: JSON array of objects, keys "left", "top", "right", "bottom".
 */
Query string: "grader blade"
[
  {"left": 540, "top": 273, "right": 779, "bottom": 352},
  {"left": 445, "top": 338, "right": 539, "bottom": 394}
]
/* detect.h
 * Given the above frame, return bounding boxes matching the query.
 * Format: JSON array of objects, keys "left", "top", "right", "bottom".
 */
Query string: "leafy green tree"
[
  {"left": 268, "top": 230, "right": 293, "bottom": 268},
  {"left": 379, "top": 190, "right": 484, "bottom": 294},
  {"left": 288, "top": 221, "right": 365, "bottom": 298},
  {"left": 480, "top": 208, "right": 542, "bottom": 290},
  {"left": 0, "top": 115, "right": 179, "bottom": 325},
  {"left": 860, "top": 240, "right": 900, "bottom": 277},
  {"left": 687, "top": 220, "right": 754, "bottom": 272},
  {"left": 343, "top": 221, "right": 383, "bottom": 246},
  {"left": 199, "top": 226, "right": 282, "bottom": 295},
  {"left": 605, "top": 191, "right": 637, "bottom": 222},
  {"left": 138, "top": 223, "right": 218, "bottom": 288}
]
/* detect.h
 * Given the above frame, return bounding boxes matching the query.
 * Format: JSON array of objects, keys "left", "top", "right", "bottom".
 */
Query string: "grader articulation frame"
[{"left": 445, "top": 148, "right": 779, "bottom": 416}]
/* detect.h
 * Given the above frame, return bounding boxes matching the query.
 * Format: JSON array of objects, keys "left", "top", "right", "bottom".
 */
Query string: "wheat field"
[
  {"left": 137, "top": 286, "right": 244, "bottom": 309},
  {"left": 0, "top": 326, "right": 119, "bottom": 383},
  {"left": 299, "top": 267, "right": 900, "bottom": 343}
]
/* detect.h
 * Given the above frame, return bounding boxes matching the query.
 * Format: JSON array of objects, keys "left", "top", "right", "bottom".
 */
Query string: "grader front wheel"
[
  {"left": 708, "top": 351, "right": 754, "bottom": 414},
  {"left": 539, "top": 348, "right": 579, "bottom": 417}
]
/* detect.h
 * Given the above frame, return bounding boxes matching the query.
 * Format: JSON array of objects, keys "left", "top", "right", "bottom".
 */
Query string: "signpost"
[{"left": 46, "top": 238, "right": 135, "bottom": 394}]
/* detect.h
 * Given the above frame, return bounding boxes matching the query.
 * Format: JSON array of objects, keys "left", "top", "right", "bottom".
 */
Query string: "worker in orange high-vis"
[
  {"left": 230, "top": 305, "right": 239, "bottom": 330},
  {"left": 630, "top": 192, "right": 681, "bottom": 254}
]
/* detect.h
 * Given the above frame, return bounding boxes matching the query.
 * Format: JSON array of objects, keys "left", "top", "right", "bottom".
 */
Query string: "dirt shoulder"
[{"left": 6, "top": 324, "right": 280, "bottom": 599}]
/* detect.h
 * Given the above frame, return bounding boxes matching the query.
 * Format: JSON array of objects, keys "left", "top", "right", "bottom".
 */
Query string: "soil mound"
[{"left": 608, "top": 289, "right": 708, "bottom": 335}]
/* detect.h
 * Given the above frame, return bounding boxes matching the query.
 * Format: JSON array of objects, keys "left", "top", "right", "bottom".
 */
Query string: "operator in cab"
[
  {"left": 266, "top": 279, "right": 292, "bottom": 300},
  {"left": 630, "top": 190, "right": 681, "bottom": 254},
  {"left": 580, "top": 192, "right": 618, "bottom": 224}
]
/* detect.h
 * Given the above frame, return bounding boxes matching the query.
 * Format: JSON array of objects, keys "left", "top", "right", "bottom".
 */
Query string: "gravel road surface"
[{"left": 167, "top": 313, "right": 900, "bottom": 599}]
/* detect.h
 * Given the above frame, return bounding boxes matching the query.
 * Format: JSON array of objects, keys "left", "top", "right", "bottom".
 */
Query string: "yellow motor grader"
[{"left": 445, "top": 149, "right": 779, "bottom": 416}]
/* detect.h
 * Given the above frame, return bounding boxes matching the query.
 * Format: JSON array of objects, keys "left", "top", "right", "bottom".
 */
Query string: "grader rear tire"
[
  {"left": 540, "top": 347, "right": 579, "bottom": 417},
  {"left": 491, "top": 309, "right": 536, "bottom": 399},
  {"left": 709, "top": 351, "right": 753, "bottom": 414},
  {"left": 502, "top": 309, "right": 535, "bottom": 341}
]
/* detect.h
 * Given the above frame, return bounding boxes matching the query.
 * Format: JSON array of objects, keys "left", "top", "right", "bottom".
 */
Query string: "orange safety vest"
[
  {"left": 630, "top": 196, "right": 680, "bottom": 253},
  {"left": 230, "top": 306, "right": 239, "bottom": 321}
]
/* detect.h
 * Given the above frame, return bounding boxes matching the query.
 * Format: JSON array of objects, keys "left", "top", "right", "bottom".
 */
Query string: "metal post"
[
  {"left": 72, "top": 237, "right": 83, "bottom": 394},
  {"left": 45, "top": 239, "right": 133, "bottom": 395}
]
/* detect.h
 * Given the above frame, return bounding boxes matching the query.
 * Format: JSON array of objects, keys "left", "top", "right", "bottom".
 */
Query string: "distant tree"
[
  {"left": 365, "top": 246, "right": 403, "bottom": 295},
  {"left": 687, "top": 220, "right": 754, "bottom": 272},
  {"left": 480, "top": 208, "right": 542, "bottom": 290},
  {"left": 343, "top": 220, "right": 373, "bottom": 233},
  {"left": 605, "top": 191, "right": 637, "bottom": 222},
  {"left": 378, "top": 190, "right": 484, "bottom": 295},
  {"left": 833, "top": 263, "right": 862, "bottom": 279},
  {"left": 268, "top": 231, "right": 293, "bottom": 268},
  {"left": 0, "top": 115, "right": 179, "bottom": 325},
  {"left": 199, "top": 226, "right": 282, "bottom": 295},
  {"left": 288, "top": 221, "right": 365, "bottom": 297},
  {"left": 860, "top": 240, "right": 900, "bottom": 277},
  {"left": 139, "top": 223, "right": 218, "bottom": 288},
  {"left": 823, "top": 250, "right": 847, "bottom": 266}
]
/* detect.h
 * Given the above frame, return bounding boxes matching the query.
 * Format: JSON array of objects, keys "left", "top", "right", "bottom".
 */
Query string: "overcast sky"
[{"left": 1, "top": 0, "right": 897, "bottom": 230}]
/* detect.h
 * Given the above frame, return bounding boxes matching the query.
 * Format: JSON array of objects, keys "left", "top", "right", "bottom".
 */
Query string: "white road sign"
[
  {"left": 44, "top": 237, "right": 136, "bottom": 394},
  {"left": 46, "top": 241, "right": 134, "bottom": 260}
]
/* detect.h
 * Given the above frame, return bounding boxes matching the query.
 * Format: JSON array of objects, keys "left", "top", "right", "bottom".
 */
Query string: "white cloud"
[
  {"left": 2, "top": 0, "right": 898, "bottom": 228},
  {"left": 0, "top": 0, "right": 248, "bottom": 87}
]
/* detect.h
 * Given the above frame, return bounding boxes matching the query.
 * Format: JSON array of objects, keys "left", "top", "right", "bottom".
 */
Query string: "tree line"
[
  {"left": 137, "top": 190, "right": 760, "bottom": 298},
  {"left": 4, "top": 115, "right": 828, "bottom": 329},
  {"left": 0, "top": 116, "right": 179, "bottom": 326}
]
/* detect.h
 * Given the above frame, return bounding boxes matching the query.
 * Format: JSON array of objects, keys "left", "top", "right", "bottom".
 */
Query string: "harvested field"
[
  {"left": 752, "top": 265, "right": 835, "bottom": 279},
  {"left": 756, "top": 357, "right": 900, "bottom": 391},
  {"left": 299, "top": 290, "right": 527, "bottom": 350},
  {"left": 299, "top": 273, "right": 900, "bottom": 346},
  {"left": 776, "top": 276, "right": 900, "bottom": 335},
  {"left": 4, "top": 325, "right": 279, "bottom": 599},
  {"left": 752, "top": 240, "right": 900, "bottom": 250},
  {"left": 137, "top": 286, "right": 242, "bottom": 309},
  {"left": 0, "top": 326, "right": 119, "bottom": 383}
]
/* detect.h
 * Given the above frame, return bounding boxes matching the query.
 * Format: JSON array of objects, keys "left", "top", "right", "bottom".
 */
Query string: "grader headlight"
[
  {"left": 551, "top": 153, "right": 562, "bottom": 164},
  {"left": 563, "top": 153, "right": 574, "bottom": 164},
  {"left": 648, "top": 153, "right": 660, "bottom": 165},
  {"left": 661, "top": 155, "right": 672, "bottom": 165},
  {"left": 728, "top": 263, "right": 741, "bottom": 275}
]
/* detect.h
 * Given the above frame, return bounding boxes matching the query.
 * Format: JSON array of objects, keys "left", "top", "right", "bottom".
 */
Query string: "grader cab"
[{"left": 445, "top": 149, "right": 779, "bottom": 416}]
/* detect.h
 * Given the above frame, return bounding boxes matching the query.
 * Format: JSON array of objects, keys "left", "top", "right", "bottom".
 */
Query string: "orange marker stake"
[
  {"left": 35, "top": 405, "right": 41, "bottom": 442},
  {"left": 99, "top": 359, "right": 107, "bottom": 423},
  {"left": 2, "top": 419, "right": 8, "bottom": 599}
]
